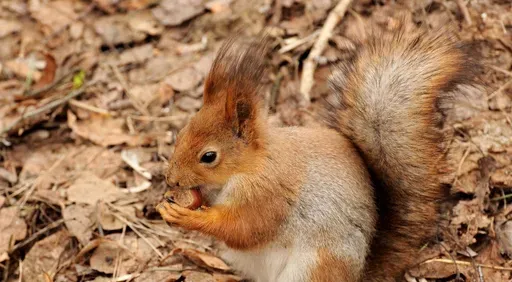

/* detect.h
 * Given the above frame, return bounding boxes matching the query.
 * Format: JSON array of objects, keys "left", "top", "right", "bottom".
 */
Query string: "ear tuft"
[{"left": 204, "top": 34, "right": 272, "bottom": 142}]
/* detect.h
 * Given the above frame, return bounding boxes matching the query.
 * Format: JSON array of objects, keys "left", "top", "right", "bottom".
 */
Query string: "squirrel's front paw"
[{"left": 156, "top": 201, "right": 202, "bottom": 230}]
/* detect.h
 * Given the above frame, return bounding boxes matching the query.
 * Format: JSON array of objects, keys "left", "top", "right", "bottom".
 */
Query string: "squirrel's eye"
[{"left": 200, "top": 151, "right": 217, "bottom": 164}]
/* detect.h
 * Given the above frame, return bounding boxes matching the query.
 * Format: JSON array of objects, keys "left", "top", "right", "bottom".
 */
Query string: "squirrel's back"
[{"left": 324, "top": 24, "right": 479, "bottom": 281}]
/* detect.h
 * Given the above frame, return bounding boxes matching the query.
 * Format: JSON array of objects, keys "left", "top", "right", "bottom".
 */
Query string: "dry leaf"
[
  {"left": 68, "top": 111, "right": 153, "bottom": 147},
  {"left": 67, "top": 171, "right": 126, "bottom": 205},
  {"left": 205, "top": 0, "right": 232, "bottom": 13},
  {"left": 33, "top": 52, "right": 57, "bottom": 89},
  {"left": 118, "top": 44, "right": 154, "bottom": 66},
  {"left": 90, "top": 233, "right": 157, "bottom": 275},
  {"left": 4, "top": 58, "right": 42, "bottom": 81},
  {"left": 29, "top": 0, "right": 78, "bottom": 34},
  {"left": 0, "top": 206, "right": 27, "bottom": 255},
  {"left": 183, "top": 271, "right": 215, "bottom": 282},
  {"left": 63, "top": 204, "right": 94, "bottom": 245},
  {"left": 164, "top": 67, "right": 203, "bottom": 92},
  {"left": 176, "top": 96, "right": 203, "bottom": 112},
  {"left": 94, "top": 12, "right": 155, "bottom": 46},
  {"left": 496, "top": 220, "right": 512, "bottom": 257},
  {"left": 97, "top": 203, "right": 136, "bottom": 231},
  {"left": 0, "top": 19, "right": 22, "bottom": 38},
  {"left": 152, "top": 0, "right": 204, "bottom": 26},
  {"left": 178, "top": 249, "right": 230, "bottom": 271},
  {"left": 22, "top": 230, "right": 71, "bottom": 282}
]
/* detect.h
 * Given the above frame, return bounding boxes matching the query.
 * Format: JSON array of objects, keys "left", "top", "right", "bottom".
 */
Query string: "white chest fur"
[{"left": 219, "top": 243, "right": 317, "bottom": 282}]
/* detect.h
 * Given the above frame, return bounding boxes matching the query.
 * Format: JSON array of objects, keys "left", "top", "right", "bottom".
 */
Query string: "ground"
[{"left": 0, "top": 0, "right": 511, "bottom": 281}]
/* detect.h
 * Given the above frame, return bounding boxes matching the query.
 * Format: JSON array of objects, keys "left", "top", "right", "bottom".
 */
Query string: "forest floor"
[{"left": 1, "top": 0, "right": 511, "bottom": 281}]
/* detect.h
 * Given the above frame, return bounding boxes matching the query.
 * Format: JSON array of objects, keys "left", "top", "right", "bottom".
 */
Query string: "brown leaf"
[
  {"left": 22, "top": 230, "right": 71, "bottom": 282},
  {"left": 68, "top": 111, "right": 154, "bottom": 147},
  {"left": 0, "top": 206, "right": 27, "bottom": 256},
  {"left": 496, "top": 220, "right": 512, "bottom": 257},
  {"left": 164, "top": 67, "right": 203, "bottom": 92},
  {"left": 177, "top": 248, "right": 230, "bottom": 271},
  {"left": 29, "top": 0, "right": 78, "bottom": 34},
  {"left": 183, "top": 271, "right": 215, "bottom": 282},
  {"left": 33, "top": 53, "right": 57, "bottom": 89},
  {"left": 66, "top": 171, "right": 126, "bottom": 205},
  {"left": 0, "top": 19, "right": 22, "bottom": 38},
  {"left": 63, "top": 204, "right": 94, "bottom": 245},
  {"left": 4, "top": 58, "right": 42, "bottom": 81},
  {"left": 152, "top": 0, "right": 204, "bottom": 26},
  {"left": 90, "top": 233, "right": 158, "bottom": 275}
]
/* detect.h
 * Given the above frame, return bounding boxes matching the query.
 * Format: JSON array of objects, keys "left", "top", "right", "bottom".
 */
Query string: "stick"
[
  {"left": 299, "top": 0, "right": 352, "bottom": 106},
  {"left": 455, "top": 0, "right": 472, "bottom": 26},
  {"left": 422, "top": 258, "right": 512, "bottom": 271},
  {"left": 1, "top": 81, "right": 95, "bottom": 135}
]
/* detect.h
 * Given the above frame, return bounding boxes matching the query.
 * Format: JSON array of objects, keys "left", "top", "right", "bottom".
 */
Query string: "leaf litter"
[{"left": 0, "top": 0, "right": 511, "bottom": 281}]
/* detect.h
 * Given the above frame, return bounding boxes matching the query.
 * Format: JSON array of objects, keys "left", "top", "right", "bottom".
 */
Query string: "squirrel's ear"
[{"left": 203, "top": 35, "right": 270, "bottom": 141}]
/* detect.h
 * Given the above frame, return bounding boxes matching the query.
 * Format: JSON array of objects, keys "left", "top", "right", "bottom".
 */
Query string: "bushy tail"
[{"left": 324, "top": 24, "right": 479, "bottom": 281}]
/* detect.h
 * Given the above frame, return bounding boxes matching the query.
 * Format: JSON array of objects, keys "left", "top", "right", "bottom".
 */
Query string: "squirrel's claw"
[{"left": 157, "top": 201, "right": 201, "bottom": 230}]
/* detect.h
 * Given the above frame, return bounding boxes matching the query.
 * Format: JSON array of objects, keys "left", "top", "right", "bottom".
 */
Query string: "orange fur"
[
  {"left": 158, "top": 22, "right": 480, "bottom": 282},
  {"left": 310, "top": 249, "right": 357, "bottom": 282}
]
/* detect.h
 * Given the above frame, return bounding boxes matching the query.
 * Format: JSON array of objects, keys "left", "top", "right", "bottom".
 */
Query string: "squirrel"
[{"left": 156, "top": 21, "right": 479, "bottom": 282}]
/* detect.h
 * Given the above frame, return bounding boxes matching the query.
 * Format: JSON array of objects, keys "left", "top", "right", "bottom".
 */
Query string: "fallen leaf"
[
  {"left": 97, "top": 203, "right": 136, "bottom": 231},
  {"left": 0, "top": 206, "right": 27, "bottom": 255},
  {"left": 29, "top": 0, "right": 78, "bottom": 34},
  {"left": 63, "top": 204, "right": 94, "bottom": 245},
  {"left": 164, "top": 67, "right": 203, "bottom": 92},
  {"left": 118, "top": 44, "right": 154, "bottom": 66},
  {"left": 128, "top": 10, "right": 164, "bottom": 35},
  {"left": 67, "top": 171, "right": 126, "bottom": 205},
  {"left": 134, "top": 271, "right": 181, "bottom": 282},
  {"left": 94, "top": 11, "right": 157, "bottom": 46},
  {"left": 152, "top": 0, "right": 204, "bottom": 26},
  {"left": 22, "top": 230, "right": 71, "bottom": 282},
  {"left": 205, "top": 0, "right": 232, "bottom": 13},
  {"left": 4, "top": 57, "right": 42, "bottom": 81},
  {"left": 33, "top": 53, "right": 57, "bottom": 89},
  {"left": 183, "top": 271, "right": 215, "bottom": 282},
  {"left": 68, "top": 111, "right": 154, "bottom": 147},
  {"left": 178, "top": 249, "right": 230, "bottom": 271},
  {"left": 496, "top": 220, "right": 512, "bottom": 257},
  {"left": 90, "top": 233, "right": 157, "bottom": 275},
  {"left": 176, "top": 96, "right": 203, "bottom": 112},
  {"left": 212, "top": 273, "right": 243, "bottom": 282},
  {"left": 120, "top": 0, "right": 161, "bottom": 10},
  {"left": 0, "top": 19, "right": 22, "bottom": 38}
]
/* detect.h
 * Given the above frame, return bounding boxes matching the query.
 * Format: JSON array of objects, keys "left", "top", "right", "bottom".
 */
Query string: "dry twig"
[
  {"left": 455, "top": 0, "right": 472, "bottom": 26},
  {"left": 1, "top": 81, "right": 96, "bottom": 136},
  {"left": 299, "top": 0, "right": 352, "bottom": 106}
]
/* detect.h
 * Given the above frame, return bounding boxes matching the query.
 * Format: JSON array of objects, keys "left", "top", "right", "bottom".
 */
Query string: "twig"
[
  {"left": 10, "top": 218, "right": 65, "bottom": 253},
  {"left": 109, "top": 64, "right": 149, "bottom": 115},
  {"left": 1, "top": 82, "right": 95, "bottom": 136},
  {"left": 21, "top": 67, "right": 81, "bottom": 99},
  {"left": 278, "top": 30, "right": 320, "bottom": 54},
  {"left": 491, "top": 193, "right": 512, "bottom": 201},
  {"left": 270, "top": 0, "right": 282, "bottom": 25},
  {"left": 455, "top": 0, "right": 472, "bottom": 26},
  {"left": 299, "top": 0, "right": 352, "bottom": 106},
  {"left": 488, "top": 65, "right": 512, "bottom": 77},
  {"left": 109, "top": 211, "right": 164, "bottom": 258},
  {"left": 69, "top": 99, "right": 112, "bottom": 116},
  {"left": 129, "top": 115, "right": 184, "bottom": 123},
  {"left": 422, "top": 258, "right": 512, "bottom": 271},
  {"left": 487, "top": 78, "right": 512, "bottom": 100}
]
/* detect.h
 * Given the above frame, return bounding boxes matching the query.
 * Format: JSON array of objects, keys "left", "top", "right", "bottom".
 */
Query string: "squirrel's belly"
[{"left": 218, "top": 242, "right": 317, "bottom": 282}]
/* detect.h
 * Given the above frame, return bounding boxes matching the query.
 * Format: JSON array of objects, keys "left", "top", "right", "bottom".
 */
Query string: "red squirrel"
[{"left": 156, "top": 22, "right": 479, "bottom": 281}]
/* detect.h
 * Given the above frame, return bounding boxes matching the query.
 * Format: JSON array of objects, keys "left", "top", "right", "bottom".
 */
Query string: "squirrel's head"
[{"left": 166, "top": 36, "right": 270, "bottom": 201}]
